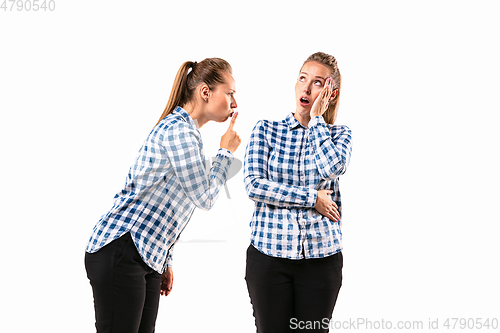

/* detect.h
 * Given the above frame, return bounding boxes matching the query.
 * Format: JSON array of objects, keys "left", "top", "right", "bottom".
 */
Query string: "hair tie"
[{"left": 187, "top": 61, "right": 197, "bottom": 76}]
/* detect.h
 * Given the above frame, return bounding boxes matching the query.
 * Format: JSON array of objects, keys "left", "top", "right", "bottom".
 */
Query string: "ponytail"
[
  {"left": 155, "top": 58, "right": 232, "bottom": 127},
  {"left": 155, "top": 61, "right": 194, "bottom": 126}
]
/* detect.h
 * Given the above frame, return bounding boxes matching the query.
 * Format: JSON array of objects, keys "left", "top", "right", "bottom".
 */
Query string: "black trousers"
[
  {"left": 85, "top": 233, "right": 162, "bottom": 333},
  {"left": 245, "top": 245, "right": 343, "bottom": 333}
]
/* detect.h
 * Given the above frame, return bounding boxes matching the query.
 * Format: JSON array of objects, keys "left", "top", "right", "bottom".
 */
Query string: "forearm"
[
  {"left": 166, "top": 122, "right": 233, "bottom": 211},
  {"left": 309, "top": 117, "right": 352, "bottom": 180},
  {"left": 244, "top": 176, "right": 317, "bottom": 208},
  {"left": 188, "top": 149, "right": 233, "bottom": 210}
]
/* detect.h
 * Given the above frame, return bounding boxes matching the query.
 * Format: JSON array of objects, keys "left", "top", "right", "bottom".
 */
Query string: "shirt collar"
[
  {"left": 286, "top": 112, "right": 306, "bottom": 130},
  {"left": 174, "top": 106, "right": 199, "bottom": 129}
]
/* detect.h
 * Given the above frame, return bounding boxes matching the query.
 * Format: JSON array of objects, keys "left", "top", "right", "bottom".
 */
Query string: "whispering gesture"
[
  {"left": 220, "top": 112, "right": 241, "bottom": 153},
  {"left": 310, "top": 77, "right": 338, "bottom": 119}
]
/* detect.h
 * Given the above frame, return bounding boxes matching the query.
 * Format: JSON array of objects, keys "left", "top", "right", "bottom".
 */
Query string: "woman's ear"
[
  {"left": 330, "top": 88, "right": 339, "bottom": 101},
  {"left": 200, "top": 84, "right": 210, "bottom": 103}
]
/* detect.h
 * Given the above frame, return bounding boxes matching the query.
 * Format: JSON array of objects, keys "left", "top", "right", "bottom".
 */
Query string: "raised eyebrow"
[{"left": 299, "top": 72, "right": 325, "bottom": 81}]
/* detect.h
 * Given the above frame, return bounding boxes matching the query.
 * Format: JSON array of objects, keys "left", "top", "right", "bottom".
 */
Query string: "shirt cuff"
[
  {"left": 306, "top": 189, "right": 317, "bottom": 208},
  {"left": 217, "top": 148, "right": 234, "bottom": 160},
  {"left": 308, "top": 116, "right": 326, "bottom": 128},
  {"left": 164, "top": 252, "right": 174, "bottom": 270}
]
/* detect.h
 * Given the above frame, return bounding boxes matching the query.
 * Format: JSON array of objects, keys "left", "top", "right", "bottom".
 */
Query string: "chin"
[
  {"left": 296, "top": 106, "right": 310, "bottom": 115},
  {"left": 217, "top": 115, "right": 230, "bottom": 123}
]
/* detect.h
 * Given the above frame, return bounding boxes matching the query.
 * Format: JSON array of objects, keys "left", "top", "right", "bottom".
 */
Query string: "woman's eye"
[
  {"left": 314, "top": 81, "right": 323, "bottom": 86},
  {"left": 299, "top": 76, "right": 306, "bottom": 82}
]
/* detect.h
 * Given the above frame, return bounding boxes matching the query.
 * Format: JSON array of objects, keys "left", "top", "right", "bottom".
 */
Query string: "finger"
[
  {"left": 227, "top": 111, "right": 238, "bottom": 130},
  {"left": 324, "top": 78, "right": 331, "bottom": 92},
  {"left": 322, "top": 85, "right": 330, "bottom": 98},
  {"left": 329, "top": 207, "right": 338, "bottom": 220},
  {"left": 316, "top": 85, "right": 327, "bottom": 102},
  {"left": 161, "top": 285, "right": 172, "bottom": 296},
  {"left": 328, "top": 82, "right": 334, "bottom": 100},
  {"left": 329, "top": 213, "right": 338, "bottom": 222},
  {"left": 327, "top": 78, "right": 334, "bottom": 96}
]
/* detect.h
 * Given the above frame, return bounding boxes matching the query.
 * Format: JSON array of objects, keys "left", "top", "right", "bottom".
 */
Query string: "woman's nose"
[
  {"left": 231, "top": 97, "right": 237, "bottom": 109},
  {"left": 302, "top": 84, "right": 311, "bottom": 94}
]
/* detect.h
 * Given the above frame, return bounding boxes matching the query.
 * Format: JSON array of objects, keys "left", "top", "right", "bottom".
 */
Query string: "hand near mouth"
[
  {"left": 310, "top": 77, "right": 337, "bottom": 118},
  {"left": 220, "top": 112, "right": 241, "bottom": 153}
]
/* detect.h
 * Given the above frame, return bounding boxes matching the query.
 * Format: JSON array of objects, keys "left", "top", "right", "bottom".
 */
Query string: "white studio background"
[{"left": 1, "top": 1, "right": 499, "bottom": 332}]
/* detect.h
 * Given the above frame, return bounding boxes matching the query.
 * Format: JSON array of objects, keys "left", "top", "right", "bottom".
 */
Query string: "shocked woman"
[{"left": 244, "top": 52, "right": 352, "bottom": 333}]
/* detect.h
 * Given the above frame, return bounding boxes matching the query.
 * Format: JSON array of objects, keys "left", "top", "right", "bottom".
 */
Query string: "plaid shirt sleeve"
[
  {"left": 161, "top": 122, "right": 232, "bottom": 269},
  {"left": 164, "top": 122, "right": 233, "bottom": 211},
  {"left": 308, "top": 116, "right": 352, "bottom": 180},
  {"left": 165, "top": 246, "right": 175, "bottom": 268},
  {"left": 86, "top": 107, "right": 233, "bottom": 274},
  {"left": 243, "top": 120, "right": 317, "bottom": 208}
]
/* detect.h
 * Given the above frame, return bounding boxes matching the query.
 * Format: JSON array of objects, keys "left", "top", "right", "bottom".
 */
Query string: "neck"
[
  {"left": 183, "top": 100, "right": 208, "bottom": 129},
  {"left": 294, "top": 110, "right": 311, "bottom": 128}
]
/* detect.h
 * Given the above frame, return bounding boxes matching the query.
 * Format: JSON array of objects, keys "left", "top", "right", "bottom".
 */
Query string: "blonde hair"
[
  {"left": 302, "top": 52, "right": 342, "bottom": 124},
  {"left": 155, "top": 58, "right": 232, "bottom": 126}
]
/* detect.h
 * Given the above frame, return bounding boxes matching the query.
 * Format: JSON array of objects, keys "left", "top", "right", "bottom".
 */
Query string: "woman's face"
[
  {"left": 208, "top": 73, "right": 237, "bottom": 122},
  {"left": 295, "top": 61, "right": 331, "bottom": 116}
]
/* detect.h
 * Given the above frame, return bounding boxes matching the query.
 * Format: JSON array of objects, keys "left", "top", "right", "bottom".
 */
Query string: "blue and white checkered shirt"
[
  {"left": 86, "top": 107, "right": 233, "bottom": 274},
  {"left": 243, "top": 113, "right": 352, "bottom": 260}
]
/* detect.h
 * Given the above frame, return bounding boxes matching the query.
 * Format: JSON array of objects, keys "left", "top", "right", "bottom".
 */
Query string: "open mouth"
[{"left": 300, "top": 97, "right": 310, "bottom": 106}]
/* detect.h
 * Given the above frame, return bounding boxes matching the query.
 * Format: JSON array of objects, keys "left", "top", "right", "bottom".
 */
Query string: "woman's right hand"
[
  {"left": 160, "top": 267, "right": 173, "bottom": 297},
  {"left": 220, "top": 112, "right": 241, "bottom": 153},
  {"left": 314, "top": 189, "right": 340, "bottom": 222}
]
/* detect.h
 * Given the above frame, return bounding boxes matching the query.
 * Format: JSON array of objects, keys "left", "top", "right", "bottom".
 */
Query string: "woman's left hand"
[
  {"left": 310, "top": 77, "right": 337, "bottom": 118},
  {"left": 160, "top": 267, "right": 174, "bottom": 296}
]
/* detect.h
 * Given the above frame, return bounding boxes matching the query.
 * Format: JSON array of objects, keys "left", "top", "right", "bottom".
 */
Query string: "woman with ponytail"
[
  {"left": 85, "top": 58, "right": 240, "bottom": 333},
  {"left": 244, "top": 52, "right": 352, "bottom": 332}
]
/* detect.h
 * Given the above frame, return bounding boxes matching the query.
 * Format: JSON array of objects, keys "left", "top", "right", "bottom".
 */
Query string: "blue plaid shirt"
[
  {"left": 86, "top": 107, "right": 233, "bottom": 273},
  {"left": 243, "top": 113, "right": 352, "bottom": 260}
]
